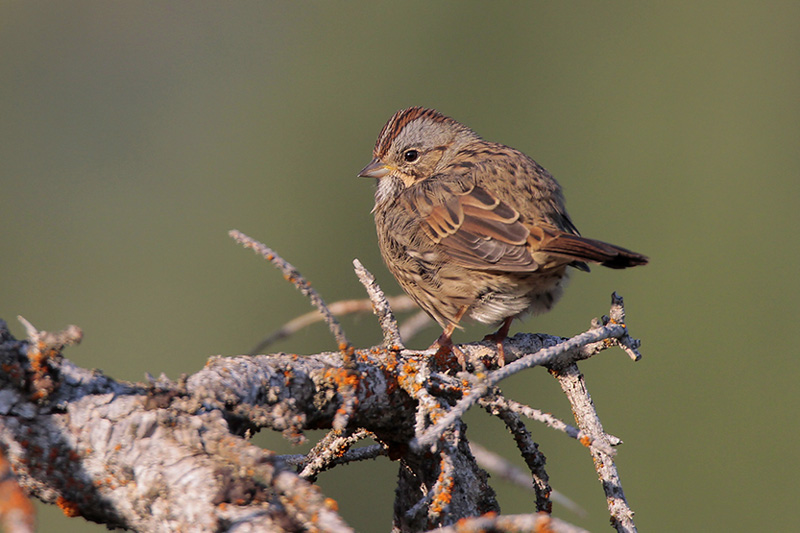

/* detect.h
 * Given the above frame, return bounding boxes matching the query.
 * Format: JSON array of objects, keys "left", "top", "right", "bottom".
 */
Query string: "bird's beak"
[{"left": 358, "top": 158, "right": 391, "bottom": 179}]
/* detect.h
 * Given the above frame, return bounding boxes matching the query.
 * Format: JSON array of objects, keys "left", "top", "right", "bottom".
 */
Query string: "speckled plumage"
[{"left": 359, "top": 107, "right": 647, "bottom": 353}]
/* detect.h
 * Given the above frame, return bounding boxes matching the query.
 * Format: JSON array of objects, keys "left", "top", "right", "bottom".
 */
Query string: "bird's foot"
[
  {"left": 482, "top": 318, "right": 513, "bottom": 367},
  {"left": 430, "top": 330, "right": 467, "bottom": 371}
]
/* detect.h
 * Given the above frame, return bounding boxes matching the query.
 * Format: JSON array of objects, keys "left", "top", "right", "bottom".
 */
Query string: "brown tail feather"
[{"left": 544, "top": 234, "right": 648, "bottom": 269}]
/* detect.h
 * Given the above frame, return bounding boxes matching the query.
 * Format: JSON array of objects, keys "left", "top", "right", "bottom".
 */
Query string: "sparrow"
[{"left": 359, "top": 107, "right": 647, "bottom": 365}]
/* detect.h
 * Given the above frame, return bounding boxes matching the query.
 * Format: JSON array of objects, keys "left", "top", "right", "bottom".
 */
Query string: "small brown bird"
[{"left": 359, "top": 107, "right": 647, "bottom": 364}]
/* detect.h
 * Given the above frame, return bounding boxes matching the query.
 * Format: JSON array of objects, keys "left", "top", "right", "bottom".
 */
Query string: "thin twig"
[
  {"left": 229, "top": 230, "right": 354, "bottom": 364},
  {"left": 608, "top": 292, "right": 642, "bottom": 361},
  {"left": 469, "top": 442, "right": 585, "bottom": 517},
  {"left": 488, "top": 323, "right": 627, "bottom": 384},
  {"left": 353, "top": 259, "right": 404, "bottom": 349},
  {"left": 481, "top": 395, "right": 551, "bottom": 513},
  {"left": 299, "top": 429, "right": 373, "bottom": 480},
  {"left": 16, "top": 317, "right": 83, "bottom": 401},
  {"left": 277, "top": 444, "right": 386, "bottom": 469},
  {"left": 398, "top": 310, "right": 433, "bottom": 344},
  {"left": 249, "top": 295, "right": 418, "bottom": 353},
  {"left": 481, "top": 395, "right": 617, "bottom": 455},
  {"left": 413, "top": 321, "right": 629, "bottom": 450},
  {"left": 553, "top": 363, "right": 637, "bottom": 532},
  {"left": 17, "top": 316, "right": 83, "bottom": 352},
  {"left": 244, "top": 257, "right": 430, "bottom": 353},
  {"left": 429, "top": 512, "right": 590, "bottom": 533}
]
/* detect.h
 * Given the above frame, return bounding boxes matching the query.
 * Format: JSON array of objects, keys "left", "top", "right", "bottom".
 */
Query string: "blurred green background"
[{"left": 2, "top": 2, "right": 797, "bottom": 531}]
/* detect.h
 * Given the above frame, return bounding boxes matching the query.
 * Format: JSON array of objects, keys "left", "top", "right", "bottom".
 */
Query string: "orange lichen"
[
  {"left": 397, "top": 362, "right": 423, "bottom": 394},
  {"left": 325, "top": 367, "right": 360, "bottom": 390},
  {"left": 56, "top": 496, "right": 81, "bottom": 517},
  {"left": 384, "top": 374, "right": 399, "bottom": 395},
  {"left": 430, "top": 477, "right": 454, "bottom": 515},
  {"left": 580, "top": 435, "right": 592, "bottom": 447},
  {"left": 28, "top": 390, "right": 46, "bottom": 401},
  {"left": 534, "top": 511, "right": 555, "bottom": 533},
  {"left": 324, "top": 497, "right": 339, "bottom": 511}
]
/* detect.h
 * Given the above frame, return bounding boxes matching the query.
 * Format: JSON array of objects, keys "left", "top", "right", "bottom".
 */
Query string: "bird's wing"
[
  {"left": 404, "top": 182, "right": 539, "bottom": 271},
  {"left": 403, "top": 181, "right": 647, "bottom": 272}
]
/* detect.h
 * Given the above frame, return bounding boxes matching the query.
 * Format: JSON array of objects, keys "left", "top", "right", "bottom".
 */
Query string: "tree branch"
[
  {"left": 0, "top": 236, "right": 643, "bottom": 532},
  {"left": 229, "top": 230, "right": 354, "bottom": 364},
  {"left": 551, "top": 364, "right": 637, "bottom": 532}
]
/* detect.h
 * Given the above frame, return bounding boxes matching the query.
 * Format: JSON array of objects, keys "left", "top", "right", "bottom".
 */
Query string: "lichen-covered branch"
[
  {"left": 0, "top": 319, "right": 353, "bottom": 532},
  {"left": 353, "top": 259, "right": 405, "bottom": 349},
  {"left": 551, "top": 363, "right": 637, "bottom": 532},
  {"left": 0, "top": 239, "right": 643, "bottom": 532}
]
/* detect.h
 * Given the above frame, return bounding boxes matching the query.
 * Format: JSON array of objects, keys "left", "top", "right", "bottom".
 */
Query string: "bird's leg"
[
  {"left": 430, "top": 307, "right": 469, "bottom": 370},
  {"left": 483, "top": 317, "right": 513, "bottom": 367},
  {"left": 431, "top": 325, "right": 455, "bottom": 353}
]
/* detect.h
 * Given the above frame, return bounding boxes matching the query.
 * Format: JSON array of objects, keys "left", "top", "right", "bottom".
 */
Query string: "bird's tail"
[{"left": 542, "top": 233, "right": 649, "bottom": 270}]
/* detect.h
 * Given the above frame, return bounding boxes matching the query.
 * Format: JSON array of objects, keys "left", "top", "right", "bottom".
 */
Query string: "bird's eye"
[{"left": 403, "top": 149, "right": 419, "bottom": 163}]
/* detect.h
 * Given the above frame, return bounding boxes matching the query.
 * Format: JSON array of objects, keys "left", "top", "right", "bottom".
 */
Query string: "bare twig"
[
  {"left": 230, "top": 231, "right": 361, "bottom": 433},
  {"left": 249, "top": 295, "right": 418, "bottom": 353},
  {"left": 17, "top": 316, "right": 82, "bottom": 351},
  {"left": 246, "top": 261, "right": 432, "bottom": 355},
  {"left": 353, "top": 259, "right": 404, "bottom": 349},
  {"left": 279, "top": 443, "right": 386, "bottom": 469},
  {"left": 428, "top": 512, "right": 590, "bottom": 533},
  {"left": 552, "top": 363, "right": 637, "bottom": 532},
  {"left": 413, "top": 319, "right": 634, "bottom": 450},
  {"left": 481, "top": 395, "right": 551, "bottom": 513},
  {"left": 469, "top": 442, "right": 585, "bottom": 517},
  {"left": 229, "top": 230, "right": 353, "bottom": 362},
  {"left": 398, "top": 310, "right": 433, "bottom": 344},
  {"left": 481, "top": 395, "right": 617, "bottom": 455},
  {"left": 608, "top": 292, "right": 642, "bottom": 361},
  {"left": 15, "top": 316, "right": 83, "bottom": 401}
]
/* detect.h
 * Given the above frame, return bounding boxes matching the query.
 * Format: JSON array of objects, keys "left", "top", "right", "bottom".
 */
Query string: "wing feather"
[
  {"left": 402, "top": 170, "right": 648, "bottom": 272},
  {"left": 408, "top": 184, "right": 537, "bottom": 271}
]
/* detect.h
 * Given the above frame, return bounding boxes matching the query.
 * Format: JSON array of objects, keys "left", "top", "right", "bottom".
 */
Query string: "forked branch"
[{"left": 0, "top": 234, "right": 642, "bottom": 532}]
